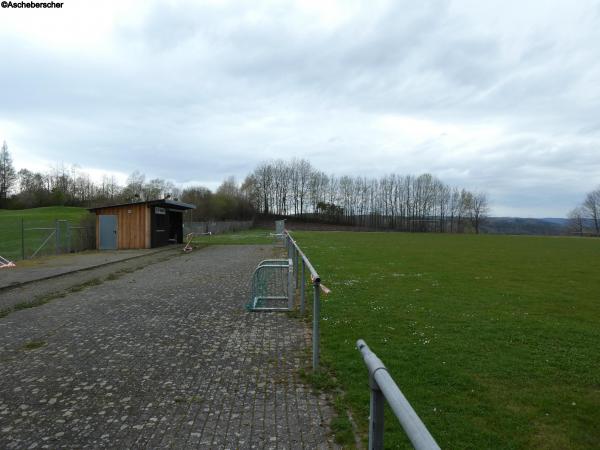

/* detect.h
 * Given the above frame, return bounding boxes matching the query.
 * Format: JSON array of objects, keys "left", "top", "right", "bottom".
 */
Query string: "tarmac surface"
[{"left": 0, "top": 245, "right": 337, "bottom": 449}]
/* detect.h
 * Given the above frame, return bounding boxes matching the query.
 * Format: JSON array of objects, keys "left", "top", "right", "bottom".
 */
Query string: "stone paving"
[
  {"left": 0, "top": 248, "right": 167, "bottom": 291},
  {"left": 0, "top": 245, "right": 337, "bottom": 449}
]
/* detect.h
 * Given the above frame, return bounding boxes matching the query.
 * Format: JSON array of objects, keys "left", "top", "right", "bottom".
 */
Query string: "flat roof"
[{"left": 89, "top": 199, "right": 196, "bottom": 211}]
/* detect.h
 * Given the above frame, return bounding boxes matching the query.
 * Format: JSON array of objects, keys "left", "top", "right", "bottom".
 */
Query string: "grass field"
[
  {"left": 191, "top": 228, "right": 276, "bottom": 246},
  {"left": 0, "top": 206, "right": 91, "bottom": 260},
  {"left": 291, "top": 232, "right": 600, "bottom": 449}
]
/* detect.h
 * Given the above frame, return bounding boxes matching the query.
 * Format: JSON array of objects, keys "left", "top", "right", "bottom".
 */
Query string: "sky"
[{"left": 1, "top": 0, "right": 599, "bottom": 217}]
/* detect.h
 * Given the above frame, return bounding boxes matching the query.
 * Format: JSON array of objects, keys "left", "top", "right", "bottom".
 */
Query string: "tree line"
[
  {"left": 240, "top": 159, "right": 490, "bottom": 233},
  {"left": 0, "top": 141, "right": 252, "bottom": 220},
  {"left": 568, "top": 187, "right": 600, "bottom": 235},
  {"left": 1, "top": 141, "right": 490, "bottom": 231}
]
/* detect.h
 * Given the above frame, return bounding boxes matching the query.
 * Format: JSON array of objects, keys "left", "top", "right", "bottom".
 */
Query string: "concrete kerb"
[{"left": 0, "top": 247, "right": 178, "bottom": 293}]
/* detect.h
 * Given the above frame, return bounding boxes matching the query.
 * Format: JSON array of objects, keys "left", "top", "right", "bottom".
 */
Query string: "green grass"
[
  {"left": 191, "top": 228, "right": 276, "bottom": 246},
  {"left": 292, "top": 231, "right": 600, "bottom": 449},
  {"left": 0, "top": 206, "right": 91, "bottom": 261},
  {"left": 21, "top": 340, "right": 47, "bottom": 351}
]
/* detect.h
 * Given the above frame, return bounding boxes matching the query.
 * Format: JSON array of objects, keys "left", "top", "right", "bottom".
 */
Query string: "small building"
[{"left": 89, "top": 199, "right": 196, "bottom": 250}]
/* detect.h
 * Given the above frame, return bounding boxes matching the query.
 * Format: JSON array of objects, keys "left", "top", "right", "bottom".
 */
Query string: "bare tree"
[
  {"left": 469, "top": 192, "right": 490, "bottom": 234},
  {"left": 0, "top": 141, "right": 17, "bottom": 205},
  {"left": 582, "top": 187, "right": 600, "bottom": 235},
  {"left": 568, "top": 206, "right": 586, "bottom": 235},
  {"left": 122, "top": 171, "right": 146, "bottom": 201}
]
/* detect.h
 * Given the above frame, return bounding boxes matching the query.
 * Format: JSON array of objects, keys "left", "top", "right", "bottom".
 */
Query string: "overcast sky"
[{"left": 1, "top": 0, "right": 599, "bottom": 217}]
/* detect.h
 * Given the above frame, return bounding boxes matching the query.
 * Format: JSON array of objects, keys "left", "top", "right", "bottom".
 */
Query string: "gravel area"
[{"left": 0, "top": 245, "right": 337, "bottom": 449}]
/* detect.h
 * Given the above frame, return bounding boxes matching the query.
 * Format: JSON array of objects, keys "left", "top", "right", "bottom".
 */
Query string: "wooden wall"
[{"left": 94, "top": 204, "right": 151, "bottom": 249}]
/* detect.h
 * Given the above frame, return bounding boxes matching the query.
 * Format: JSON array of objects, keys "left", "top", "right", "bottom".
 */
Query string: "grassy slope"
[
  {"left": 0, "top": 206, "right": 91, "bottom": 260},
  {"left": 293, "top": 231, "right": 600, "bottom": 449}
]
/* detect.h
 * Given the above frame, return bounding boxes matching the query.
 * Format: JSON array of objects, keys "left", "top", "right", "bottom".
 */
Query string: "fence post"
[
  {"left": 288, "top": 258, "right": 294, "bottom": 309},
  {"left": 21, "top": 218, "right": 25, "bottom": 260},
  {"left": 312, "top": 280, "right": 320, "bottom": 370},
  {"left": 295, "top": 246, "right": 299, "bottom": 289},
  {"left": 369, "top": 379, "right": 385, "bottom": 450},
  {"left": 55, "top": 220, "right": 59, "bottom": 255},
  {"left": 67, "top": 222, "right": 71, "bottom": 254},
  {"left": 300, "top": 259, "right": 306, "bottom": 315}
]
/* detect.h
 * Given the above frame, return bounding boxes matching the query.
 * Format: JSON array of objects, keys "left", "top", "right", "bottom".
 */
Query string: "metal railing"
[
  {"left": 357, "top": 339, "right": 441, "bottom": 450},
  {"left": 248, "top": 259, "right": 293, "bottom": 311},
  {"left": 284, "top": 230, "right": 330, "bottom": 370}
]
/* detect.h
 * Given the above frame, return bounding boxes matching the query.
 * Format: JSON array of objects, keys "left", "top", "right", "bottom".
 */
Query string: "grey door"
[{"left": 99, "top": 215, "right": 118, "bottom": 250}]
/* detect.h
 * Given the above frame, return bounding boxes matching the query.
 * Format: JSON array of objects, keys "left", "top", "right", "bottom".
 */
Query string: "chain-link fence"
[
  {"left": 0, "top": 217, "right": 95, "bottom": 262},
  {"left": 184, "top": 220, "right": 253, "bottom": 235}
]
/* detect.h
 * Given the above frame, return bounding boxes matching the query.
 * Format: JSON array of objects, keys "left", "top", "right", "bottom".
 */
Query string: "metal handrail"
[
  {"left": 284, "top": 230, "right": 320, "bottom": 282},
  {"left": 357, "top": 339, "right": 441, "bottom": 450},
  {"left": 283, "top": 230, "right": 330, "bottom": 370}
]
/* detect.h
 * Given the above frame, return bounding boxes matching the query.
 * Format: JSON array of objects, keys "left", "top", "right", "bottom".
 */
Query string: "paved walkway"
[
  {"left": 0, "top": 249, "right": 167, "bottom": 290},
  {"left": 0, "top": 245, "right": 337, "bottom": 449}
]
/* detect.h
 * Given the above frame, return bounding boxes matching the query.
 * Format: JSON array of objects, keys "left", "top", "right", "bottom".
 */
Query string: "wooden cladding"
[{"left": 94, "top": 204, "right": 151, "bottom": 249}]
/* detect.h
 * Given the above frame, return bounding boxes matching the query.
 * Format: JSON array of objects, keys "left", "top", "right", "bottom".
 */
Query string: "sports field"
[
  {"left": 293, "top": 231, "right": 599, "bottom": 449},
  {"left": 0, "top": 206, "right": 91, "bottom": 260}
]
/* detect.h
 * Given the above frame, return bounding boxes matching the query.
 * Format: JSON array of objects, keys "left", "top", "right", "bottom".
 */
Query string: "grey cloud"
[{"left": 1, "top": 0, "right": 599, "bottom": 216}]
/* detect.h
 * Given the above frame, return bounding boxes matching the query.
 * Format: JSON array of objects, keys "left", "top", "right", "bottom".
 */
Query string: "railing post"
[
  {"left": 55, "top": 220, "right": 59, "bottom": 255},
  {"left": 67, "top": 222, "right": 71, "bottom": 254},
  {"left": 288, "top": 258, "right": 293, "bottom": 309},
  {"left": 21, "top": 218, "right": 25, "bottom": 260},
  {"left": 300, "top": 259, "right": 306, "bottom": 315},
  {"left": 357, "top": 339, "right": 441, "bottom": 450},
  {"left": 369, "top": 380, "right": 385, "bottom": 450},
  {"left": 295, "top": 247, "right": 299, "bottom": 289},
  {"left": 312, "top": 280, "right": 320, "bottom": 370}
]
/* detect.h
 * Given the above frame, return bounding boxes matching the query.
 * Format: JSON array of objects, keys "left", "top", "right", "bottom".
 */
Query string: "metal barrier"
[
  {"left": 246, "top": 226, "right": 328, "bottom": 370},
  {"left": 247, "top": 259, "right": 293, "bottom": 311},
  {"left": 357, "top": 339, "right": 441, "bottom": 450},
  {"left": 284, "top": 230, "right": 330, "bottom": 370}
]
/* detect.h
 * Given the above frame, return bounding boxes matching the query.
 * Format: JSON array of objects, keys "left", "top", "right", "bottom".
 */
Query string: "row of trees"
[
  {"left": 0, "top": 142, "right": 252, "bottom": 220},
  {"left": 568, "top": 187, "right": 600, "bottom": 235},
  {"left": 2, "top": 141, "right": 491, "bottom": 231},
  {"left": 241, "top": 159, "right": 490, "bottom": 233}
]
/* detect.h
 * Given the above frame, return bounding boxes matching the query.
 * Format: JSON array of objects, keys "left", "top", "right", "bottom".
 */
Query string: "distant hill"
[{"left": 482, "top": 217, "right": 568, "bottom": 235}]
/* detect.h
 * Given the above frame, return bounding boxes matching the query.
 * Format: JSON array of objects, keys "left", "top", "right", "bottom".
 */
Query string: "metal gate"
[
  {"left": 247, "top": 259, "right": 293, "bottom": 311},
  {"left": 99, "top": 215, "right": 118, "bottom": 250}
]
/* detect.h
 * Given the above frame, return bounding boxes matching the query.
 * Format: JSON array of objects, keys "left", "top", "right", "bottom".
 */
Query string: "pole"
[
  {"left": 67, "top": 221, "right": 71, "bottom": 253},
  {"left": 300, "top": 259, "right": 306, "bottom": 315},
  {"left": 288, "top": 258, "right": 293, "bottom": 309},
  {"left": 312, "top": 280, "right": 320, "bottom": 370},
  {"left": 295, "top": 246, "right": 299, "bottom": 289},
  {"left": 21, "top": 218, "right": 25, "bottom": 260},
  {"left": 370, "top": 382, "right": 385, "bottom": 449},
  {"left": 55, "top": 220, "right": 59, "bottom": 255}
]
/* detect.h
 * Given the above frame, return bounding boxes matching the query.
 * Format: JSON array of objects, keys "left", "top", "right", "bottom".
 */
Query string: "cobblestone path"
[{"left": 0, "top": 245, "right": 337, "bottom": 449}]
